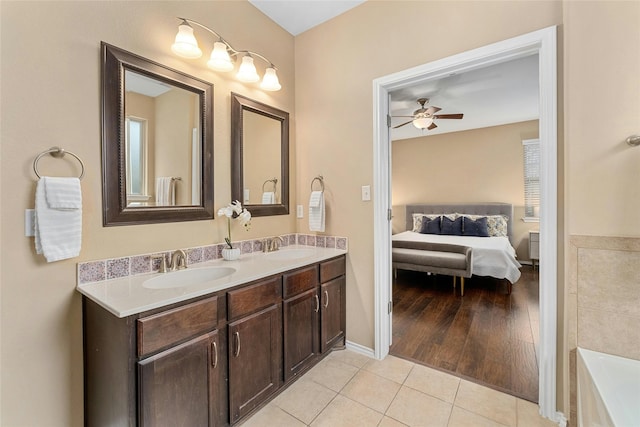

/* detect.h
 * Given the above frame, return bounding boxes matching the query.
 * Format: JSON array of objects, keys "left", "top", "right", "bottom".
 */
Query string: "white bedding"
[{"left": 392, "top": 231, "right": 522, "bottom": 284}]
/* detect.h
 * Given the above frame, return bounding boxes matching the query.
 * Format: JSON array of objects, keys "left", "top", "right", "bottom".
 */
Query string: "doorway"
[{"left": 372, "top": 26, "right": 560, "bottom": 422}]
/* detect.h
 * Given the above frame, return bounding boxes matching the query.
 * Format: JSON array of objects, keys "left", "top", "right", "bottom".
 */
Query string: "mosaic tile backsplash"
[{"left": 78, "top": 233, "right": 348, "bottom": 285}]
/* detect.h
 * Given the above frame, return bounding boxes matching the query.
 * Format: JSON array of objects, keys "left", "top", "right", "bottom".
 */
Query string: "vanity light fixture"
[{"left": 171, "top": 18, "right": 281, "bottom": 92}]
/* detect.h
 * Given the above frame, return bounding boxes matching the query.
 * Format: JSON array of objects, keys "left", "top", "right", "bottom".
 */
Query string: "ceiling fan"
[{"left": 392, "top": 98, "right": 464, "bottom": 130}]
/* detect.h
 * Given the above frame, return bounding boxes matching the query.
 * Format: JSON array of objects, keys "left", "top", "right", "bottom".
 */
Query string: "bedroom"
[{"left": 389, "top": 54, "right": 541, "bottom": 402}]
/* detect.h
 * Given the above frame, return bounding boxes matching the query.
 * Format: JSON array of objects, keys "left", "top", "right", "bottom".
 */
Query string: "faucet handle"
[{"left": 151, "top": 254, "right": 168, "bottom": 273}]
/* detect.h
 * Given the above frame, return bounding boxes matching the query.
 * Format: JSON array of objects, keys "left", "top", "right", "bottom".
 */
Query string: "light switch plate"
[
  {"left": 296, "top": 205, "right": 304, "bottom": 218},
  {"left": 361, "top": 185, "right": 371, "bottom": 201},
  {"left": 25, "top": 209, "right": 35, "bottom": 237}
]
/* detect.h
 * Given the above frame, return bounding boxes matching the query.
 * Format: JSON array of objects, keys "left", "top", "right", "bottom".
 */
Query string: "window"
[
  {"left": 523, "top": 139, "right": 540, "bottom": 221},
  {"left": 125, "top": 117, "right": 149, "bottom": 201}
]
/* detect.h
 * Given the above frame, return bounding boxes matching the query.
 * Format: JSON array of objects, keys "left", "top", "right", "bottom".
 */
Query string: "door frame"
[{"left": 372, "top": 26, "right": 561, "bottom": 422}]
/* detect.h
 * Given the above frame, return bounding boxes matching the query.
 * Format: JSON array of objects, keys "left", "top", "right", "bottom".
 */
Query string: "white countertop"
[{"left": 77, "top": 246, "right": 347, "bottom": 318}]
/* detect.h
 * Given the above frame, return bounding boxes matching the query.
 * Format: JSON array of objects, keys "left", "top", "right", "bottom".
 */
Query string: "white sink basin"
[
  {"left": 143, "top": 266, "right": 236, "bottom": 289},
  {"left": 264, "top": 248, "right": 315, "bottom": 261}
]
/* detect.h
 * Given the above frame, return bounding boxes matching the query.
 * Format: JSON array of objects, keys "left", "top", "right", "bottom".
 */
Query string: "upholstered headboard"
[{"left": 405, "top": 203, "right": 514, "bottom": 239}]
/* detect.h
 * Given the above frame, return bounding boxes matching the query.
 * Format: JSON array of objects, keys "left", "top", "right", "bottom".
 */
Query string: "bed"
[{"left": 392, "top": 203, "right": 522, "bottom": 286}]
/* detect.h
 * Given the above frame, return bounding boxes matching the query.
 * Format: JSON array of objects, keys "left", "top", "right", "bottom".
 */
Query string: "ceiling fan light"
[
  {"left": 207, "top": 42, "right": 234, "bottom": 72},
  {"left": 171, "top": 21, "right": 202, "bottom": 59},
  {"left": 236, "top": 55, "right": 259, "bottom": 83},
  {"left": 260, "top": 67, "right": 281, "bottom": 91},
  {"left": 412, "top": 116, "right": 433, "bottom": 129}
]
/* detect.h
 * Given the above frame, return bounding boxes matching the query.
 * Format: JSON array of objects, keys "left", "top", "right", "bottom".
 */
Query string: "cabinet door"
[
  {"left": 283, "top": 288, "right": 319, "bottom": 381},
  {"left": 320, "top": 276, "right": 346, "bottom": 353},
  {"left": 138, "top": 330, "right": 221, "bottom": 427},
  {"left": 228, "top": 304, "right": 282, "bottom": 423}
]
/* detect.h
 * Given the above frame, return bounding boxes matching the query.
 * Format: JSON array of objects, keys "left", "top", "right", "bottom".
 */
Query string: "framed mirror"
[
  {"left": 231, "top": 93, "right": 289, "bottom": 217},
  {"left": 101, "top": 42, "right": 214, "bottom": 226}
]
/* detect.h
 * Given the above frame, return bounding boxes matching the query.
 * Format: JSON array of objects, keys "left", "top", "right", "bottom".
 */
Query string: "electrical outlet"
[
  {"left": 296, "top": 205, "right": 304, "bottom": 218},
  {"left": 361, "top": 185, "right": 371, "bottom": 201}
]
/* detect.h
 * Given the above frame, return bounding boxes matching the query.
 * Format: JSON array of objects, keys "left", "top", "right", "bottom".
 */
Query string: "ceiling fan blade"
[
  {"left": 433, "top": 113, "right": 464, "bottom": 119},
  {"left": 427, "top": 122, "right": 438, "bottom": 130},
  {"left": 391, "top": 115, "right": 417, "bottom": 118},
  {"left": 393, "top": 120, "right": 413, "bottom": 129},
  {"left": 426, "top": 106, "right": 441, "bottom": 115}
]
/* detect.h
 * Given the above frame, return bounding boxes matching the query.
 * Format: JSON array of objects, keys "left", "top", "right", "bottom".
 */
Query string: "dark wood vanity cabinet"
[
  {"left": 283, "top": 265, "right": 320, "bottom": 381},
  {"left": 138, "top": 330, "right": 221, "bottom": 427},
  {"left": 83, "top": 255, "right": 346, "bottom": 426},
  {"left": 319, "top": 257, "right": 347, "bottom": 353},
  {"left": 227, "top": 277, "right": 283, "bottom": 423}
]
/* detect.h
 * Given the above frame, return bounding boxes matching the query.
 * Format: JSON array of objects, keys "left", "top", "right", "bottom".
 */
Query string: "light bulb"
[
  {"left": 207, "top": 42, "right": 234, "bottom": 72},
  {"left": 260, "top": 67, "right": 281, "bottom": 91},
  {"left": 171, "top": 21, "right": 202, "bottom": 59},
  {"left": 412, "top": 116, "right": 433, "bottom": 129},
  {"left": 236, "top": 56, "right": 259, "bottom": 83}
]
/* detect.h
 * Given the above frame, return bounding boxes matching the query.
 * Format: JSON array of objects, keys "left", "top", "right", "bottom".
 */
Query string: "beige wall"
[
  {"left": 0, "top": 2, "right": 295, "bottom": 425},
  {"left": 392, "top": 120, "right": 540, "bottom": 260},
  {"left": 244, "top": 111, "right": 282, "bottom": 204},
  {"left": 126, "top": 91, "right": 157, "bottom": 200},
  {"left": 563, "top": 1, "right": 640, "bottom": 422},
  {"left": 295, "top": 0, "right": 562, "bottom": 397}
]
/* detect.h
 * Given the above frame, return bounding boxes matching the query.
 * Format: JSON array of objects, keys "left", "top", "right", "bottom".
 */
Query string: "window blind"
[{"left": 523, "top": 139, "right": 540, "bottom": 218}]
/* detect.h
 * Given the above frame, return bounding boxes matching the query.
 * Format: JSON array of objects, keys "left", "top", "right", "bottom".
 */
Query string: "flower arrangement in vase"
[{"left": 217, "top": 200, "right": 251, "bottom": 260}]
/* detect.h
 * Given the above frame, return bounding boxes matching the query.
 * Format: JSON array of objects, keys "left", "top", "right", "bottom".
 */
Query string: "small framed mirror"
[
  {"left": 101, "top": 42, "right": 214, "bottom": 226},
  {"left": 231, "top": 93, "right": 289, "bottom": 217}
]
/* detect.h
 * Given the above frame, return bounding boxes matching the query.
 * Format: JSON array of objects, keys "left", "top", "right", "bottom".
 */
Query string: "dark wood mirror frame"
[
  {"left": 231, "top": 93, "right": 289, "bottom": 217},
  {"left": 101, "top": 42, "right": 214, "bottom": 226}
]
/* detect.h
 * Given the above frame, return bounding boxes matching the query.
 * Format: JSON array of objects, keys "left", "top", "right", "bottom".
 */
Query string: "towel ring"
[
  {"left": 311, "top": 175, "right": 324, "bottom": 192},
  {"left": 33, "top": 146, "right": 85, "bottom": 180},
  {"left": 262, "top": 178, "right": 278, "bottom": 192}
]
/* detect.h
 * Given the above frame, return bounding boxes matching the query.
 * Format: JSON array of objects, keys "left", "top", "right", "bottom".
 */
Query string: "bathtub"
[{"left": 577, "top": 347, "right": 640, "bottom": 427}]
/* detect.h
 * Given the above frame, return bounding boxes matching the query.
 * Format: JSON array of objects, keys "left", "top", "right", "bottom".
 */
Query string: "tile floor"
[{"left": 240, "top": 349, "right": 558, "bottom": 427}]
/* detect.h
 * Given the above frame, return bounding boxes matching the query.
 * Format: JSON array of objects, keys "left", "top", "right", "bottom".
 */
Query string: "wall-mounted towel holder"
[
  {"left": 262, "top": 178, "right": 278, "bottom": 192},
  {"left": 311, "top": 175, "right": 324, "bottom": 192},
  {"left": 33, "top": 146, "right": 85, "bottom": 180}
]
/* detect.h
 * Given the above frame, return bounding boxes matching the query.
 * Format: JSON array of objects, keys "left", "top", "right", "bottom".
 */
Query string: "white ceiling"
[
  {"left": 248, "top": 0, "right": 365, "bottom": 35},
  {"left": 247, "top": 1, "right": 540, "bottom": 140},
  {"left": 390, "top": 54, "right": 540, "bottom": 140}
]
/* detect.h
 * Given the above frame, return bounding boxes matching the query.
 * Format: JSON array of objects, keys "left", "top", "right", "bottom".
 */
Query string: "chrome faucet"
[
  {"left": 169, "top": 249, "right": 187, "bottom": 271},
  {"left": 263, "top": 236, "right": 284, "bottom": 253}
]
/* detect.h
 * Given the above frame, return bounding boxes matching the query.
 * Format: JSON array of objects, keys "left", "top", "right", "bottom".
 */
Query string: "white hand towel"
[
  {"left": 155, "top": 177, "right": 173, "bottom": 206},
  {"left": 262, "top": 192, "right": 275, "bottom": 204},
  {"left": 308, "top": 191, "right": 325, "bottom": 232},
  {"left": 34, "top": 177, "right": 82, "bottom": 262}
]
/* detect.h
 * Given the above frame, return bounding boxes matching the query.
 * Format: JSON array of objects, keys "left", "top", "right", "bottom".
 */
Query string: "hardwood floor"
[{"left": 390, "top": 266, "right": 540, "bottom": 402}]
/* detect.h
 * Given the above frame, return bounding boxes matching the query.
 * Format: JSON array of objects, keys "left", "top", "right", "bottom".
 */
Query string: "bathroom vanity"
[{"left": 79, "top": 248, "right": 346, "bottom": 426}]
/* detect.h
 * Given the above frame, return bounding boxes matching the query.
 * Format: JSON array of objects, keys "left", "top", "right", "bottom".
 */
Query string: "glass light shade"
[
  {"left": 412, "top": 116, "right": 433, "bottom": 129},
  {"left": 236, "top": 56, "right": 259, "bottom": 83},
  {"left": 207, "top": 42, "right": 234, "bottom": 72},
  {"left": 260, "top": 67, "right": 282, "bottom": 91},
  {"left": 171, "top": 23, "right": 202, "bottom": 59}
]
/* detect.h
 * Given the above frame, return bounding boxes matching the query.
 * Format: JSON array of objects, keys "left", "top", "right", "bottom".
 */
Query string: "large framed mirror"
[
  {"left": 101, "top": 42, "right": 214, "bottom": 226},
  {"left": 231, "top": 93, "right": 289, "bottom": 217}
]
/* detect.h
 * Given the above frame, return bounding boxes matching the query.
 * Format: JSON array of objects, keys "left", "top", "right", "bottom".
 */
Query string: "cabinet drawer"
[
  {"left": 228, "top": 276, "right": 282, "bottom": 321},
  {"left": 138, "top": 296, "right": 218, "bottom": 358},
  {"left": 283, "top": 265, "right": 319, "bottom": 298},
  {"left": 320, "top": 256, "right": 346, "bottom": 283}
]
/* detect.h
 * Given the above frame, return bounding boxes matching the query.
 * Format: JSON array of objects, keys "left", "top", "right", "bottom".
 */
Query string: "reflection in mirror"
[
  {"left": 231, "top": 93, "right": 289, "bottom": 217},
  {"left": 242, "top": 110, "right": 281, "bottom": 204},
  {"left": 101, "top": 42, "right": 214, "bottom": 226},
  {"left": 124, "top": 70, "right": 201, "bottom": 207}
]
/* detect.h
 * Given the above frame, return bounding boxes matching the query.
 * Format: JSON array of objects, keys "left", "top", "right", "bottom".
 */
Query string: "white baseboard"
[{"left": 345, "top": 340, "right": 375, "bottom": 358}]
